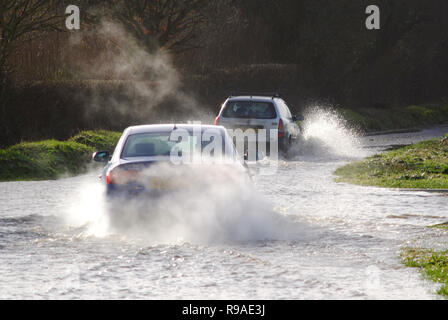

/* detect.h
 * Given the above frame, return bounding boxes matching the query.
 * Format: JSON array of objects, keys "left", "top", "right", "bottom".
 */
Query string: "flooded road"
[{"left": 1, "top": 121, "right": 447, "bottom": 299}]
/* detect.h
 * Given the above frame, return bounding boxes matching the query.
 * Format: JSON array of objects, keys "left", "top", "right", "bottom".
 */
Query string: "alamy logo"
[
  {"left": 167, "top": 123, "right": 280, "bottom": 175},
  {"left": 66, "top": 5, "right": 80, "bottom": 30},
  {"left": 365, "top": 5, "right": 380, "bottom": 30}
]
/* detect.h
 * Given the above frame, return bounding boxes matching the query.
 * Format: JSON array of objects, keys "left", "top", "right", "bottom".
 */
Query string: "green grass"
[
  {"left": 334, "top": 135, "right": 448, "bottom": 189},
  {"left": 0, "top": 130, "right": 121, "bottom": 181},
  {"left": 402, "top": 248, "right": 448, "bottom": 297},
  {"left": 428, "top": 222, "right": 448, "bottom": 230}
]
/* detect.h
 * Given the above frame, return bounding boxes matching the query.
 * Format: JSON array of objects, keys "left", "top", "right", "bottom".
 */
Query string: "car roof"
[
  {"left": 125, "top": 124, "right": 226, "bottom": 135},
  {"left": 227, "top": 96, "right": 282, "bottom": 103}
]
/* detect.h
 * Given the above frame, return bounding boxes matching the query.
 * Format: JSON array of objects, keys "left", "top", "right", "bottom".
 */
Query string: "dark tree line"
[
  {"left": 1, "top": 0, "right": 448, "bottom": 147},
  {"left": 185, "top": 0, "right": 448, "bottom": 107},
  {"left": 0, "top": 0, "right": 65, "bottom": 143}
]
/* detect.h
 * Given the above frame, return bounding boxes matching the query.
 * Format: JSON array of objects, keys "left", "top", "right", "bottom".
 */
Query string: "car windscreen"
[
  {"left": 222, "top": 101, "right": 277, "bottom": 119},
  {"left": 121, "top": 131, "right": 233, "bottom": 159}
]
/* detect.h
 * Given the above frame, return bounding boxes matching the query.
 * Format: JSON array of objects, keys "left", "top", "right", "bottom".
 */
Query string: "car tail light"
[
  {"left": 278, "top": 119, "right": 285, "bottom": 138},
  {"left": 106, "top": 170, "right": 113, "bottom": 184},
  {"left": 214, "top": 115, "right": 220, "bottom": 125},
  {"left": 106, "top": 168, "right": 141, "bottom": 185}
]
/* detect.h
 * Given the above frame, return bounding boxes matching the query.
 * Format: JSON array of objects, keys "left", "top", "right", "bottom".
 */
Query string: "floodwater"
[{"left": 1, "top": 113, "right": 447, "bottom": 299}]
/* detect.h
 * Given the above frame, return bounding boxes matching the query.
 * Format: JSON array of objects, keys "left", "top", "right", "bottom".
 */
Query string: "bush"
[
  {"left": 69, "top": 130, "right": 122, "bottom": 151},
  {"left": 0, "top": 130, "right": 121, "bottom": 181},
  {"left": 0, "top": 140, "right": 93, "bottom": 181}
]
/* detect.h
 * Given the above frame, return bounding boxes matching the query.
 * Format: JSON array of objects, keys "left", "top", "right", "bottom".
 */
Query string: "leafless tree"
[
  {"left": 0, "top": 0, "right": 63, "bottom": 144},
  {"left": 0, "top": 0, "right": 64, "bottom": 81},
  {"left": 106, "top": 0, "right": 209, "bottom": 53}
]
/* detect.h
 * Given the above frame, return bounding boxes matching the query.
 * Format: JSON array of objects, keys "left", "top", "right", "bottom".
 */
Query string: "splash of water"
[
  {"left": 62, "top": 165, "right": 310, "bottom": 244},
  {"left": 291, "top": 107, "right": 367, "bottom": 160},
  {"left": 63, "top": 176, "right": 110, "bottom": 238}
]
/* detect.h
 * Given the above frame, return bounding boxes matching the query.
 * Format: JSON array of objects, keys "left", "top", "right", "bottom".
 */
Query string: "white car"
[
  {"left": 214, "top": 94, "right": 303, "bottom": 154},
  {"left": 92, "top": 124, "right": 247, "bottom": 198}
]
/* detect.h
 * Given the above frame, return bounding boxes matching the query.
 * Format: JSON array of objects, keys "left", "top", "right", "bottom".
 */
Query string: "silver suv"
[{"left": 214, "top": 94, "right": 303, "bottom": 154}]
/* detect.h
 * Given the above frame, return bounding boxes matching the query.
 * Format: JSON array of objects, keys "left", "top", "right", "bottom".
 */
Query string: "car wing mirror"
[{"left": 93, "top": 151, "right": 111, "bottom": 163}]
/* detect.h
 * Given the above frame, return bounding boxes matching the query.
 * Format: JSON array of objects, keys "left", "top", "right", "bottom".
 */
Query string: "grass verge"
[
  {"left": 428, "top": 222, "right": 448, "bottom": 230},
  {"left": 334, "top": 134, "right": 448, "bottom": 189},
  {"left": 401, "top": 248, "right": 448, "bottom": 297},
  {"left": 0, "top": 130, "right": 121, "bottom": 181}
]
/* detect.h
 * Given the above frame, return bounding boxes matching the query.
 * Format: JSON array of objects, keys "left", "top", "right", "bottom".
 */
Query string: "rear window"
[
  {"left": 122, "top": 133, "right": 194, "bottom": 158},
  {"left": 222, "top": 101, "right": 277, "bottom": 119},
  {"left": 120, "top": 130, "right": 235, "bottom": 159}
]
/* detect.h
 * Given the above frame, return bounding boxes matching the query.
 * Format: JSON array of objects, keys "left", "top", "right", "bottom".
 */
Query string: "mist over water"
[
  {"left": 69, "top": 20, "right": 210, "bottom": 125},
  {"left": 62, "top": 163, "right": 310, "bottom": 245}
]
